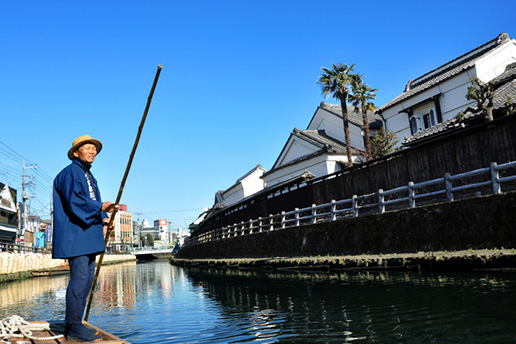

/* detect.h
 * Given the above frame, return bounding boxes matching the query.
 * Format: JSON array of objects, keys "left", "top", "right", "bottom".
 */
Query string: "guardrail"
[
  {"left": 131, "top": 246, "right": 174, "bottom": 253},
  {"left": 0, "top": 242, "right": 49, "bottom": 254},
  {"left": 191, "top": 161, "right": 516, "bottom": 245}
]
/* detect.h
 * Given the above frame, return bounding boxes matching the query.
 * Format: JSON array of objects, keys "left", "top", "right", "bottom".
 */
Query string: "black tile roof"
[
  {"left": 319, "top": 102, "right": 383, "bottom": 129},
  {"left": 292, "top": 128, "right": 348, "bottom": 153}
]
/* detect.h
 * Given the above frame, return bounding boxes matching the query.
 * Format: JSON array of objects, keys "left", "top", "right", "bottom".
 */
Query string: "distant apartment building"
[{"left": 108, "top": 204, "right": 133, "bottom": 252}]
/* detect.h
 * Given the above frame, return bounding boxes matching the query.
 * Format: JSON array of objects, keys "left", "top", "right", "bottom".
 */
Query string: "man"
[{"left": 53, "top": 135, "right": 119, "bottom": 342}]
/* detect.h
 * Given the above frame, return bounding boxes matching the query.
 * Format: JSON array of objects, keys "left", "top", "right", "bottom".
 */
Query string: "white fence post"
[
  {"left": 258, "top": 217, "right": 262, "bottom": 232},
  {"left": 352, "top": 195, "right": 358, "bottom": 217},
  {"left": 269, "top": 214, "right": 274, "bottom": 231},
  {"left": 378, "top": 189, "right": 384, "bottom": 213},
  {"left": 491, "top": 162, "right": 501, "bottom": 193},
  {"left": 295, "top": 208, "right": 300, "bottom": 226},
  {"left": 311, "top": 204, "right": 317, "bottom": 224},
  {"left": 331, "top": 200, "right": 336, "bottom": 221},
  {"left": 445, "top": 172, "right": 453, "bottom": 201},
  {"left": 408, "top": 182, "right": 415, "bottom": 208},
  {"left": 281, "top": 211, "right": 286, "bottom": 228}
]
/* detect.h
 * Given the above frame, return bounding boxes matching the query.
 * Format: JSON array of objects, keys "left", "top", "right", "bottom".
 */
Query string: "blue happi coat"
[{"left": 52, "top": 159, "right": 107, "bottom": 258}]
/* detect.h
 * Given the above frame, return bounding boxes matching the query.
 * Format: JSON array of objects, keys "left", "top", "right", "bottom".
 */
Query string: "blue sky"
[{"left": 2, "top": 0, "right": 515, "bottom": 230}]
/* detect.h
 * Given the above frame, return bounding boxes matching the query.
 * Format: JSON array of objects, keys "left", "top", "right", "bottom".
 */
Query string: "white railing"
[{"left": 191, "top": 161, "right": 516, "bottom": 245}]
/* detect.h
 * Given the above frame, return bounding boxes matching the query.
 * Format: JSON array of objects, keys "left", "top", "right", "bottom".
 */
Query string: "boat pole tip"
[{"left": 158, "top": 64, "right": 163, "bottom": 69}]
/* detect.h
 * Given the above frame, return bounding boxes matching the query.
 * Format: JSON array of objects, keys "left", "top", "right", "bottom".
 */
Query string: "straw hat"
[{"left": 68, "top": 135, "right": 103, "bottom": 160}]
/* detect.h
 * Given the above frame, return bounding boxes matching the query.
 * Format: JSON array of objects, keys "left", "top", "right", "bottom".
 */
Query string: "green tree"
[
  {"left": 318, "top": 63, "right": 361, "bottom": 167},
  {"left": 503, "top": 96, "right": 515, "bottom": 116},
  {"left": 369, "top": 128, "right": 399, "bottom": 159},
  {"left": 349, "top": 82, "right": 377, "bottom": 159},
  {"left": 466, "top": 77, "right": 494, "bottom": 121},
  {"left": 144, "top": 234, "right": 154, "bottom": 247}
]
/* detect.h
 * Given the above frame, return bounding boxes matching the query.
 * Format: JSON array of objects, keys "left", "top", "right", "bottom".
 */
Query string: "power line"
[
  {"left": 0, "top": 141, "right": 53, "bottom": 220},
  {"left": 136, "top": 208, "right": 204, "bottom": 214}
]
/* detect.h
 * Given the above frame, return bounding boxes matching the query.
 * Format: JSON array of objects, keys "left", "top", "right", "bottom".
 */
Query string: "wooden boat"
[
  {"left": 5, "top": 320, "right": 130, "bottom": 344},
  {"left": 31, "top": 264, "right": 70, "bottom": 277}
]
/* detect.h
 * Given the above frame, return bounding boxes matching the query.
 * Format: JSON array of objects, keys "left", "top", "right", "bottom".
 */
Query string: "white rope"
[{"left": 0, "top": 315, "right": 64, "bottom": 341}]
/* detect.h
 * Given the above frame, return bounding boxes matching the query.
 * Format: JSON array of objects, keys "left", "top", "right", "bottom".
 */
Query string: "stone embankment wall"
[
  {"left": 0, "top": 253, "right": 136, "bottom": 275},
  {"left": 177, "top": 192, "right": 516, "bottom": 259}
]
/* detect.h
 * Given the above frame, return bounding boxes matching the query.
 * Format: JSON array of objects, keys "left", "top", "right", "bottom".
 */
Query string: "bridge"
[{"left": 132, "top": 247, "right": 175, "bottom": 260}]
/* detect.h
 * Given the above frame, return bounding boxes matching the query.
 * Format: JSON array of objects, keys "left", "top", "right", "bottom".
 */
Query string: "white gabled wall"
[
  {"left": 307, "top": 107, "right": 365, "bottom": 151},
  {"left": 263, "top": 153, "right": 345, "bottom": 187},
  {"left": 222, "top": 167, "right": 266, "bottom": 207},
  {"left": 476, "top": 40, "right": 516, "bottom": 82},
  {"left": 275, "top": 136, "right": 319, "bottom": 168}
]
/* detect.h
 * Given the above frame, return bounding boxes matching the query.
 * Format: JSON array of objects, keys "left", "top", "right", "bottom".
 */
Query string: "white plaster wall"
[
  {"left": 263, "top": 154, "right": 346, "bottom": 187},
  {"left": 276, "top": 137, "right": 318, "bottom": 168},
  {"left": 241, "top": 172, "right": 265, "bottom": 197},
  {"left": 307, "top": 108, "right": 365, "bottom": 151},
  {"left": 349, "top": 125, "right": 365, "bottom": 151},
  {"left": 309, "top": 109, "right": 343, "bottom": 140},
  {"left": 223, "top": 185, "right": 244, "bottom": 207},
  {"left": 223, "top": 168, "right": 266, "bottom": 206},
  {"left": 438, "top": 70, "right": 477, "bottom": 120},
  {"left": 476, "top": 40, "right": 516, "bottom": 82}
]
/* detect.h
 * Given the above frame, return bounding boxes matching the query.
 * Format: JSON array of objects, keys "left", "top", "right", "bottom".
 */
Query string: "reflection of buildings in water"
[
  {"left": 0, "top": 275, "right": 68, "bottom": 309},
  {"left": 91, "top": 261, "right": 184, "bottom": 314},
  {"left": 95, "top": 262, "right": 137, "bottom": 312}
]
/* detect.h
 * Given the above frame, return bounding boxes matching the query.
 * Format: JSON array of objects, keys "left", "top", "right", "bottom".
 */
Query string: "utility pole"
[
  {"left": 21, "top": 160, "right": 37, "bottom": 241},
  {"left": 134, "top": 212, "right": 142, "bottom": 248}
]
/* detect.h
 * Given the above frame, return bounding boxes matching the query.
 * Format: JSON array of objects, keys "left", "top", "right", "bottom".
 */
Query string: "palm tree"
[
  {"left": 318, "top": 63, "right": 360, "bottom": 167},
  {"left": 349, "top": 82, "right": 377, "bottom": 159}
]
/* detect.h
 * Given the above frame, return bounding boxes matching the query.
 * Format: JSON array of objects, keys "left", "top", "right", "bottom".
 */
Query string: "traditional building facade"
[
  {"left": 0, "top": 183, "right": 18, "bottom": 243},
  {"left": 377, "top": 32, "right": 516, "bottom": 145}
]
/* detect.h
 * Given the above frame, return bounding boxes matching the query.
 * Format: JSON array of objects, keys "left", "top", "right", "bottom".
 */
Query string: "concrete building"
[{"left": 108, "top": 204, "right": 133, "bottom": 252}]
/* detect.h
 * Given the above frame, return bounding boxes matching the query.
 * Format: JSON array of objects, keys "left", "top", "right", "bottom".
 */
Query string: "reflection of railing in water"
[
  {"left": 182, "top": 265, "right": 516, "bottom": 343},
  {"left": 191, "top": 161, "right": 516, "bottom": 245}
]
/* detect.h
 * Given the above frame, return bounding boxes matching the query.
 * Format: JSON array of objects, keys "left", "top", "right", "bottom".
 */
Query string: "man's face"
[{"left": 73, "top": 143, "right": 97, "bottom": 165}]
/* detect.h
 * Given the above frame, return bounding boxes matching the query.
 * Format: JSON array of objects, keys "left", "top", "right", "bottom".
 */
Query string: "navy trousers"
[{"left": 66, "top": 254, "right": 96, "bottom": 324}]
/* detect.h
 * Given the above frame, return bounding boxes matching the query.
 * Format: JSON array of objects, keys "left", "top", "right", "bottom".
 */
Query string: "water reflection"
[
  {"left": 1, "top": 261, "right": 515, "bottom": 343},
  {"left": 183, "top": 267, "right": 516, "bottom": 343}
]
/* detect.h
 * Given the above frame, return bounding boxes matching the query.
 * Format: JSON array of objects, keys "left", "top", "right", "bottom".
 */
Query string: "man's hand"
[
  {"left": 103, "top": 220, "right": 114, "bottom": 236},
  {"left": 102, "top": 202, "right": 119, "bottom": 213}
]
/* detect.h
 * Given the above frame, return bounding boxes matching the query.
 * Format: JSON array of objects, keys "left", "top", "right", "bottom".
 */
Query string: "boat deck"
[{"left": 6, "top": 321, "right": 130, "bottom": 344}]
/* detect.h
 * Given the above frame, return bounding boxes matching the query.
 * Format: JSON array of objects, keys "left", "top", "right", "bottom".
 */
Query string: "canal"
[{"left": 1, "top": 260, "right": 515, "bottom": 343}]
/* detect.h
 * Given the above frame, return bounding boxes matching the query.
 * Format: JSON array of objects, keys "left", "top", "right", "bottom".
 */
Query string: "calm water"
[{"left": 1, "top": 260, "right": 515, "bottom": 343}]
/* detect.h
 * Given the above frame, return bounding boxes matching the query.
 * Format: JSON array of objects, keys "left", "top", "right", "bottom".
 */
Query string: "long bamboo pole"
[{"left": 84, "top": 65, "right": 162, "bottom": 321}]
